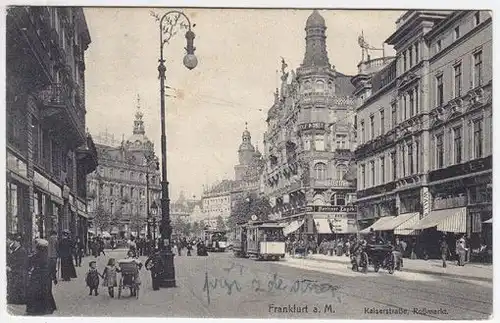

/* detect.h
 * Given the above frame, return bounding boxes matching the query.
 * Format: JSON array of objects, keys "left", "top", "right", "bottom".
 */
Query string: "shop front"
[
  {"left": 33, "top": 170, "right": 64, "bottom": 238},
  {"left": 6, "top": 152, "right": 30, "bottom": 247}
]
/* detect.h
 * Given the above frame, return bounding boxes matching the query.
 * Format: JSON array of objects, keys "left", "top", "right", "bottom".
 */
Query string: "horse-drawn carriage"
[{"left": 351, "top": 243, "right": 399, "bottom": 274}]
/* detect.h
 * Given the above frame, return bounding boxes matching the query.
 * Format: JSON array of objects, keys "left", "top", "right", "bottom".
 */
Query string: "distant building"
[
  {"left": 6, "top": 7, "right": 98, "bottom": 250},
  {"left": 352, "top": 10, "right": 492, "bottom": 253},
  {"left": 171, "top": 191, "right": 202, "bottom": 222},
  {"left": 201, "top": 180, "right": 234, "bottom": 228},
  {"left": 86, "top": 97, "right": 161, "bottom": 238},
  {"left": 262, "top": 10, "right": 358, "bottom": 237}
]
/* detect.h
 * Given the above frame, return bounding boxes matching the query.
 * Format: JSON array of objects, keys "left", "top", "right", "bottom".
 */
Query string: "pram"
[{"left": 117, "top": 259, "right": 142, "bottom": 299}]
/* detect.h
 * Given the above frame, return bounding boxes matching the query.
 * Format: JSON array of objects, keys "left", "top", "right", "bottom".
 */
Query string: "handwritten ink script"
[{"left": 203, "top": 262, "right": 342, "bottom": 302}]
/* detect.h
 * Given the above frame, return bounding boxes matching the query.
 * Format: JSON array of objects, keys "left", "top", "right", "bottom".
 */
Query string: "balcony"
[
  {"left": 357, "top": 56, "right": 395, "bottom": 75},
  {"left": 76, "top": 134, "right": 98, "bottom": 175},
  {"left": 37, "top": 83, "right": 86, "bottom": 147},
  {"left": 433, "top": 195, "right": 467, "bottom": 210}
]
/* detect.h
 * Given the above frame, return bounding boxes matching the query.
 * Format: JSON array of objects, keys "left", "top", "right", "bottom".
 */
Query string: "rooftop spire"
[
  {"left": 302, "top": 10, "right": 330, "bottom": 68},
  {"left": 133, "top": 94, "right": 145, "bottom": 135}
]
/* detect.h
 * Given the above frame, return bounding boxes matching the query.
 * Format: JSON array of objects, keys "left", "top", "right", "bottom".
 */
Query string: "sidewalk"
[{"left": 296, "top": 253, "right": 493, "bottom": 282}]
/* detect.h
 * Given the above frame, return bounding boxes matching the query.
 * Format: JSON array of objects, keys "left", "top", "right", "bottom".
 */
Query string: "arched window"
[
  {"left": 336, "top": 164, "right": 348, "bottom": 180},
  {"left": 316, "top": 80, "right": 325, "bottom": 92},
  {"left": 314, "top": 162, "right": 327, "bottom": 180},
  {"left": 313, "top": 194, "right": 326, "bottom": 206},
  {"left": 335, "top": 194, "right": 346, "bottom": 206}
]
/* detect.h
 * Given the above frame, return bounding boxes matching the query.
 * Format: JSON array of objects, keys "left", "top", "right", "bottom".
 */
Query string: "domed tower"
[
  {"left": 124, "top": 95, "right": 154, "bottom": 158},
  {"left": 235, "top": 123, "right": 256, "bottom": 181},
  {"left": 302, "top": 10, "right": 330, "bottom": 68}
]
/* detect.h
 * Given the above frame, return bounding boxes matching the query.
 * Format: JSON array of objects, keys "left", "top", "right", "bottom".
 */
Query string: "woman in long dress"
[{"left": 26, "top": 239, "right": 57, "bottom": 315}]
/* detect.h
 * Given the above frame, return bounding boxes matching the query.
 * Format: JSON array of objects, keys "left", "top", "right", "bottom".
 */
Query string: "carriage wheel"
[
  {"left": 361, "top": 252, "right": 369, "bottom": 273},
  {"left": 117, "top": 279, "right": 122, "bottom": 298}
]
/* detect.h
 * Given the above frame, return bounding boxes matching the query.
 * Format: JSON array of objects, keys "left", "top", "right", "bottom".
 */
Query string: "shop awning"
[
  {"left": 360, "top": 216, "right": 396, "bottom": 233},
  {"left": 314, "top": 219, "right": 332, "bottom": 234},
  {"left": 483, "top": 218, "right": 492, "bottom": 224},
  {"left": 409, "top": 207, "right": 467, "bottom": 233},
  {"left": 376, "top": 213, "right": 419, "bottom": 231},
  {"left": 394, "top": 212, "right": 420, "bottom": 236},
  {"left": 283, "top": 220, "right": 304, "bottom": 236}
]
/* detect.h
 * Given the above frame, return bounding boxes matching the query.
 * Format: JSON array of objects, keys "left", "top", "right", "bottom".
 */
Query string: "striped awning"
[
  {"left": 394, "top": 212, "right": 420, "bottom": 236},
  {"left": 483, "top": 218, "right": 492, "bottom": 224},
  {"left": 283, "top": 220, "right": 304, "bottom": 236},
  {"left": 409, "top": 207, "right": 467, "bottom": 233},
  {"left": 376, "top": 213, "right": 419, "bottom": 231},
  {"left": 314, "top": 219, "right": 332, "bottom": 234},
  {"left": 360, "top": 216, "right": 396, "bottom": 233}
]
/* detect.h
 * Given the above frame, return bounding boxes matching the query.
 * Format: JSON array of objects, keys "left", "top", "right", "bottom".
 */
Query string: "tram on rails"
[
  {"left": 232, "top": 220, "right": 285, "bottom": 260},
  {"left": 201, "top": 229, "right": 228, "bottom": 252}
]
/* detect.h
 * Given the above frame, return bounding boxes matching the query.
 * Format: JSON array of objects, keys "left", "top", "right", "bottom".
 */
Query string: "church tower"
[
  {"left": 302, "top": 10, "right": 330, "bottom": 68},
  {"left": 124, "top": 95, "right": 154, "bottom": 159},
  {"left": 234, "top": 123, "right": 256, "bottom": 181}
]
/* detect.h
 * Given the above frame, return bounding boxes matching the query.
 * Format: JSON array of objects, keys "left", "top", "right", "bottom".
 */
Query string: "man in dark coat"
[
  {"left": 7, "top": 233, "right": 28, "bottom": 304},
  {"left": 58, "top": 230, "right": 77, "bottom": 281},
  {"left": 145, "top": 248, "right": 164, "bottom": 291},
  {"left": 73, "top": 237, "right": 85, "bottom": 267}
]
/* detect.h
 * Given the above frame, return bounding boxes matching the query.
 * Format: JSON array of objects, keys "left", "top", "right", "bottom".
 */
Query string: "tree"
[
  {"left": 93, "top": 203, "right": 111, "bottom": 233},
  {"left": 192, "top": 221, "right": 200, "bottom": 235},
  {"left": 230, "top": 192, "right": 271, "bottom": 225},
  {"left": 129, "top": 213, "right": 144, "bottom": 237},
  {"left": 216, "top": 216, "right": 226, "bottom": 231}
]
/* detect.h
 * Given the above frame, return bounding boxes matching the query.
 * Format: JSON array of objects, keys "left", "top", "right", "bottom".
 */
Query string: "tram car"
[
  {"left": 232, "top": 220, "right": 286, "bottom": 260},
  {"left": 201, "top": 229, "right": 228, "bottom": 252}
]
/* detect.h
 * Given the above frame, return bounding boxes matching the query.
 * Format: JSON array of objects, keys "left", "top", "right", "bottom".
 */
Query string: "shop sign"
[
  {"left": 34, "top": 171, "right": 62, "bottom": 198},
  {"left": 329, "top": 218, "right": 348, "bottom": 233},
  {"left": 307, "top": 205, "right": 357, "bottom": 213},
  {"left": 298, "top": 122, "right": 325, "bottom": 131},
  {"left": 7, "top": 152, "right": 27, "bottom": 177}
]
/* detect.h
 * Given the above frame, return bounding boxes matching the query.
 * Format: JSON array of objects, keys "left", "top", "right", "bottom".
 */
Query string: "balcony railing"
[{"left": 433, "top": 195, "right": 467, "bottom": 210}]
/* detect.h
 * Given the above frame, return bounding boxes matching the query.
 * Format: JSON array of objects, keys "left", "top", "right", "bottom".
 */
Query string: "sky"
[{"left": 83, "top": 8, "right": 404, "bottom": 200}]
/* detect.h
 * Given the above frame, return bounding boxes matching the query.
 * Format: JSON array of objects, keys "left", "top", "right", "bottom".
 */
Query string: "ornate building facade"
[
  {"left": 86, "top": 98, "right": 161, "bottom": 238},
  {"left": 353, "top": 10, "right": 492, "bottom": 255},
  {"left": 6, "top": 7, "right": 98, "bottom": 250},
  {"left": 262, "top": 10, "right": 358, "bottom": 237}
]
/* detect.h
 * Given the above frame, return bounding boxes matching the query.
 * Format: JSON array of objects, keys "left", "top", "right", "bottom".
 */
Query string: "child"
[
  {"left": 102, "top": 258, "right": 119, "bottom": 298},
  {"left": 86, "top": 261, "right": 101, "bottom": 296}
]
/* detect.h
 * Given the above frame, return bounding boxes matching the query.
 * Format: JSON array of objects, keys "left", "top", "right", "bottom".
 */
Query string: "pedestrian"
[
  {"left": 7, "top": 233, "right": 28, "bottom": 305},
  {"left": 440, "top": 236, "right": 451, "bottom": 268},
  {"left": 74, "top": 237, "right": 85, "bottom": 267},
  {"left": 47, "top": 230, "right": 59, "bottom": 284},
  {"left": 456, "top": 237, "right": 468, "bottom": 266},
  {"left": 98, "top": 237, "right": 106, "bottom": 256},
  {"left": 86, "top": 260, "right": 102, "bottom": 296},
  {"left": 58, "top": 230, "right": 77, "bottom": 281},
  {"left": 102, "top": 258, "right": 119, "bottom": 298},
  {"left": 145, "top": 248, "right": 163, "bottom": 291},
  {"left": 26, "top": 239, "right": 57, "bottom": 316},
  {"left": 186, "top": 241, "right": 193, "bottom": 256},
  {"left": 393, "top": 237, "right": 404, "bottom": 270}
]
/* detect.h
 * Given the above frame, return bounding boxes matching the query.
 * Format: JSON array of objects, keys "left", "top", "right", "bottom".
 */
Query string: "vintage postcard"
[{"left": 4, "top": 4, "right": 493, "bottom": 320}]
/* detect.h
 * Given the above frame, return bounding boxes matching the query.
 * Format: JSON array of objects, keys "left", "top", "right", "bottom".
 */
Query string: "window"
[
  {"left": 454, "top": 64, "right": 462, "bottom": 97},
  {"left": 32, "top": 118, "right": 40, "bottom": 164},
  {"left": 474, "top": 11, "right": 481, "bottom": 26},
  {"left": 436, "top": 75, "right": 444, "bottom": 106},
  {"left": 391, "top": 152, "right": 396, "bottom": 180},
  {"left": 403, "top": 52, "right": 407, "bottom": 71},
  {"left": 361, "top": 164, "right": 366, "bottom": 188},
  {"left": 454, "top": 126, "right": 463, "bottom": 164},
  {"left": 436, "top": 134, "right": 444, "bottom": 168},
  {"left": 415, "top": 141, "right": 420, "bottom": 173},
  {"left": 336, "top": 164, "right": 347, "bottom": 180},
  {"left": 51, "top": 140, "right": 61, "bottom": 176},
  {"left": 369, "top": 115, "right": 375, "bottom": 139},
  {"left": 403, "top": 95, "right": 407, "bottom": 120},
  {"left": 409, "top": 90, "right": 415, "bottom": 117},
  {"left": 380, "top": 109, "right": 385, "bottom": 135},
  {"left": 436, "top": 40, "right": 442, "bottom": 52},
  {"left": 315, "top": 134, "right": 325, "bottom": 151},
  {"left": 336, "top": 134, "right": 347, "bottom": 150},
  {"left": 409, "top": 48, "right": 413, "bottom": 67},
  {"left": 454, "top": 26, "right": 460, "bottom": 40},
  {"left": 473, "top": 119, "right": 483, "bottom": 158},
  {"left": 120, "top": 186, "right": 124, "bottom": 197},
  {"left": 335, "top": 194, "right": 346, "bottom": 206},
  {"left": 391, "top": 103, "right": 397, "bottom": 127},
  {"left": 303, "top": 135, "right": 311, "bottom": 151},
  {"left": 408, "top": 143, "right": 414, "bottom": 175},
  {"left": 370, "top": 161, "right": 375, "bottom": 186},
  {"left": 130, "top": 187, "right": 134, "bottom": 198},
  {"left": 415, "top": 85, "right": 419, "bottom": 114},
  {"left": 110, "top": 185, "right": 114, "bottom": 196},
  {"left": 360, "top": 121, "right": 365, "bottom": 143},
  {"left": 414, "top": 43, "right": 419, "bottom": 63},
  {"left": 401, "top": 146, "right": 406, "bottom": 176},
  {"left": 380, "top": 156, "right": 385, "bottom": 184},
  {"left": 473, "top": 51, "right": 483, "bottom": 87},
  {"left": 314, "top": 163, "right": 327, "bottom": 180}
]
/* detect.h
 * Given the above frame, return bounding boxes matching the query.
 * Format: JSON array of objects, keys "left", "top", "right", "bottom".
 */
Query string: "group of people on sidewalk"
[{"left": 6, "top": 229, "right": 90, "bottom": 316}]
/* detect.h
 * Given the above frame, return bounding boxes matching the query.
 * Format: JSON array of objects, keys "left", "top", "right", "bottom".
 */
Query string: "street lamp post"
[{"left": 154, "top": 10, "right": 197, "bottom": 288}]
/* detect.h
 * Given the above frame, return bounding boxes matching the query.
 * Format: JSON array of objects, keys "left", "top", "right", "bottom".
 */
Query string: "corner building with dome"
[
  {"left": 262, "top": 10, "right": 358, "bottom": 239},
  {"left": 86, "top": 97, "right": 161, "bottom": 238}
]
